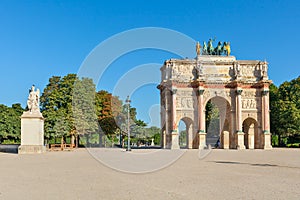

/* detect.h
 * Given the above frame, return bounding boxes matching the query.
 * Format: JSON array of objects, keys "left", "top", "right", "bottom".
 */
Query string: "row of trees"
[
  {"left": 0, "top": 104, "right": 24, "bottom": 143},
  {"left": 0, "top": 73, "right": 160, "bottom": 146},
  {"left": 40, "top": 74, "right": 160, "bottom": 147},
  {"left": 270, "top": 76, "right": 300, "bottom": 146}
]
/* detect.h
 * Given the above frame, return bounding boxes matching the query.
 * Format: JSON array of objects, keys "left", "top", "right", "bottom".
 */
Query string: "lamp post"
[{"left": 126, "top": 96, "right": 131, "bottom": 151}]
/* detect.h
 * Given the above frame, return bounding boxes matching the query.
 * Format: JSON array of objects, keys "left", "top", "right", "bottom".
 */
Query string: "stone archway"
[
  {"left": 158, "top": 48, "right": 272, "bottom": 150},
  {"left": 243, "top": 118, "right": 260, "bottom": 149},
  {"left": 178, "top": 117, "right": 194, "bottom": 149},
  {"left": 205, "top": 96, "right": 232, "bottom": 149}
]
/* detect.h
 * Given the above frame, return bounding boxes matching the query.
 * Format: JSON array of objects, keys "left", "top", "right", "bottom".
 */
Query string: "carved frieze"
[
  {"left": 176, "top": 97, "right": 194, "bottom": 109},
  {"left": 171, "top": 64, "right": 193, "bottom": 82},
  {"left": 242, "top": 99, "right": 257, "bottom": 109},
  {"left": 242, "top": 90, "right": 256, "bottom": 98},
  {"left": 240, "top": 65, "right": 255, "bottom": 77}
]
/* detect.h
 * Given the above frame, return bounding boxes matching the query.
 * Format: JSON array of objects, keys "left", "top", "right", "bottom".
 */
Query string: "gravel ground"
[{"left": 0, "top": 148, "right": 299, "bottom": 200}]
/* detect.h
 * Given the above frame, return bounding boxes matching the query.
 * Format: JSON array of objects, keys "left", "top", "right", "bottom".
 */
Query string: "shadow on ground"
[{"left": 212, "top": 160, "right": 300, "bottom": 169}]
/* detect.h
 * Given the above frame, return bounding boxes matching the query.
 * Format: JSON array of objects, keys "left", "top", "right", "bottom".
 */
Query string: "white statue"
[{"left": 27, "top": 85, "right": 40, "bottom": 113}]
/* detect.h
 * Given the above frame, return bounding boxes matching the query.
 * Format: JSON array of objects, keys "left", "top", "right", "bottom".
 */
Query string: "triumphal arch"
[{"left": 157, "top": 40, "right": 272, "bottom": 150}]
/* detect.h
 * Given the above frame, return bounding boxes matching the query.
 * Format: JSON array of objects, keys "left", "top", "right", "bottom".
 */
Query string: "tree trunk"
[
  {"left": 61, "top": 136, "right": 64, "bottom": 150},
  {"left": 76, "top": 135, "right": 79, "bottom": 148},
  {"left": 99, "top": 133, "right": 103, "bottom": 147},
  {"left": 71, "top": 134, "right": 75, "bottom": 148}
]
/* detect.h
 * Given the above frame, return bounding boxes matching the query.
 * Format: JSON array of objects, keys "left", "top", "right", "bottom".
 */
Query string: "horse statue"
[
  {"left": 207, "top": 38, "right": 214, "bottom": 55},
  {"left": 214, "top": 41, "right": 223, "bottom": 55},
  {"left": 222, "top": 42, "right": 231, "bottom": 56},
  {"left": 202, "top": 41, "right": 208, "bottom": 55}
]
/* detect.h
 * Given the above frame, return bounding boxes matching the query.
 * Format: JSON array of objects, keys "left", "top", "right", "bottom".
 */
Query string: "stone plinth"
[
  {"left": 236, "top": 132, "right": 246, "bottom": 150},
  {"left": 263, "top": 133, "right": 272, "bottom": 150},
  {"left": 18, "top": 111, "right": 46, "bottom": 154},
  {"left": 198, "top": 132, "right": 207, "bottom": 149},
  {"left": 222, "top": 131, "right": 229, "bottom": 149},
  {"left": 171, "top": 131, "right": 180, "bottom": 149}
]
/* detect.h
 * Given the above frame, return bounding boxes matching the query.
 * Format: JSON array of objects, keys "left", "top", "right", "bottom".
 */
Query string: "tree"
[
  {"left": 95, "top": 90, "right": 123, "bottom": 146},
  {"left": 40, "top": 75, "right": 75, "bottom": 144},
  {"left": 41, "top": 74, "right": 98, "bottom": 147},
  {"left": 73, "top": 77, "right": 98, "bottom": 147},
  {"left": 270, "top": 77, "right": 300, "bottom": 146},
  {"left": 0, "top": 103, "right": 24, "bottom": 144}
]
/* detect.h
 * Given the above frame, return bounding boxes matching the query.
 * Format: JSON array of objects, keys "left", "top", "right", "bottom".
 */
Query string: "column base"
[
  {"left": 222, "top": 131, "right": 229, "bottom": 149},
  {"left": 171, "top": 131, "right": 180, "bottom": 150},
  {"left": 263, "top": 132, "right": 272, "bottom": 150},
  {"left": 18, "top": 145, "right": 46, "bottom": 154},
  {"left": 237, "top": 132, "right": 245, "bottom": 150},
  {"left": 198, "top": 132, "right": 207, "bottom": 149}
]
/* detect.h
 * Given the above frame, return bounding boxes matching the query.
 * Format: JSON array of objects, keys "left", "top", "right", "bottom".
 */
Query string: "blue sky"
[{"left": 0, "top": 0, "right": 299, "bottom": 127}]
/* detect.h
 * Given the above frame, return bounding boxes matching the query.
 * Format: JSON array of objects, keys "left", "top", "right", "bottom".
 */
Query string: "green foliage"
[
  {"left": 41, "top": 75, "right": 77, "bottom": 141},
  {"left": 271, "top": 135, "right": 279, "bottom": 146},
  {"left": 270, "top": 76, "right": 300, "bottom": 146},
  {"left": 130, "top": 125, "right": 160, "bottom": 146},
  {"left": 41, "top": 74, "right": 98, "bottom": 145},
  {"left": 153, "top": 133, "right": 161, "bottom": 145},
  {"left": 135, "top": 119, "right": 147, "bottom": 127},
  {"left": 0, "top": 103, "right": 24, "bottom": 144},
  {"left": 73, "top": 77, "right": 98, "bottom": 136},
  {"left": 205, "top": 100, "right": 220, "bottom": 137},
  {"left": 179, "top": 130, "right": 187, "bottom": 147}
]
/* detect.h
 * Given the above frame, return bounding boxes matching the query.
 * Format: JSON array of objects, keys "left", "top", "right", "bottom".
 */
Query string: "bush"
[{"left": 272, "top": 135, "right": 279, "bottom": 146}]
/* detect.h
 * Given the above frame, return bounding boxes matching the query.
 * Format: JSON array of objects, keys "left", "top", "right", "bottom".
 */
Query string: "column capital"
[
  {"left": 198, "top": 89, "right": 204, "bottom": 96},
  {"left": 198, "top": 130, "right": 206, "bottom": 133},
  {"left": 236, "top": 88, "right": 243, "bottom": 95},
  {"left": 261, "top": 88, "right": 269, "bottom": 96},
  {"left": 171, "top": 88, "right": 177, "bottom": 95}
]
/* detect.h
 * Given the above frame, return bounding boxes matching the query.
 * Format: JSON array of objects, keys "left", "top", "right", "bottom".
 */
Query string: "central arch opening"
[{"left": 205, "top": 96, "right": 231, "bottom": 149}]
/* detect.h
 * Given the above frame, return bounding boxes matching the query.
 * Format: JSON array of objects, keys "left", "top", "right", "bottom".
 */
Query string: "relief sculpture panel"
[
  {"left": 176, "top": 97, "right": 194, "bottom": 109},
  {"left": 242, "top": 99, "right": 257, "bottom": 109}
]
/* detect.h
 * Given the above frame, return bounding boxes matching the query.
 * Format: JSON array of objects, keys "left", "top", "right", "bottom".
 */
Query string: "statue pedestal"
[{"left": 18, "top": 111, "right": 46, "bottom": 154}]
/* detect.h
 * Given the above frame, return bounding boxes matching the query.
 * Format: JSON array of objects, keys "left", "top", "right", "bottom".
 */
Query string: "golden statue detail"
[
  {"left": 224, "top": 42, "right": 231, "bottom": 56},
  {"left": 196, "top": 41, "right": 201, "bottom": 56}
]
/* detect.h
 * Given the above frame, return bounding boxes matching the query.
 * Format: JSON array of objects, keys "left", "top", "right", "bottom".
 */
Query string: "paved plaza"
[{"left": 0, "top": 148, "right": 299, "bottom": 199}]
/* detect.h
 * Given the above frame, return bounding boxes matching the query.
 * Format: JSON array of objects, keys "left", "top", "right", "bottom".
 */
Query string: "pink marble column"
[
  {"left": 236, "top": 89, "right": 243, "bottom": 132},
  {"left": 171, "top": 88, "right": 179, "bottom": 149},
  {"left": 262, "top": 88, "right": 272, "bottom": 149},
  {"left": 262, "top": 89, "right": 270, "bottom": 133},
  {"left": 236, "top": 88, "right": 245, "bottom": 149},
  {"left": 164, "top": 89, "right": 170, "bottom": 149},
  {"left": 198, "top": 87, "right": 206, "bottom": 149},
  {"left": 172, "top": 88, "right": 177, "bottom": 132}
]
